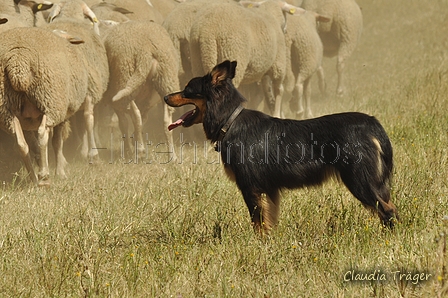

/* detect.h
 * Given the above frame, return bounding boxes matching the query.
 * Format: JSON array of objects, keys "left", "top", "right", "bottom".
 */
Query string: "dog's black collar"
[{"left": 215, "top": 105, "right": 244, "bottom": 151}]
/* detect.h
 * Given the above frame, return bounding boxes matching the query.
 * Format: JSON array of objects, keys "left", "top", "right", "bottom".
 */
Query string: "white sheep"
[
  {"left": 84, "top": 0, "right": 164, "bottom": 23},
  {"left": 48, "top": 0, "right": 101, "bottom": 35},
  {"left": 89, "top": 2, "right": 132, "bottom": 23},
  {"left": 98, "top": 20, "right": 180, "bottom": 160},
  {"left": 149, "top": 0, "right": 179, "bottom": 19},
  {"left": 46, "top": 0, "right": 110, "bottom": 160},
  {"left": 189, "top": 0, "right": 305, "bottom": 118},
  {"left": 0, "top": 0, "right": 38, "bottom": 26},
  {"left": 162, "top": 0, "right": 233, "bottom": 86},
  {"left": 0, "top": 27, "right": 92, "bottom": 185},
  {"left": 0, "top": 1, "right": 109, "bottom": 185},
  {"left": 283, "top": 10, "right": 329, "bottom": 119},
  {"left": 0, "top": 0, "right": 53, "bottom": 33},
  {"left": 301, "top": 0, "right": 363, "bottom": 96}
]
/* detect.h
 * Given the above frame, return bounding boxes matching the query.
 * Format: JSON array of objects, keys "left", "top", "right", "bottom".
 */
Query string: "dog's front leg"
[{"left": 241, "top": 189, "right": 281, "bottom": 235}]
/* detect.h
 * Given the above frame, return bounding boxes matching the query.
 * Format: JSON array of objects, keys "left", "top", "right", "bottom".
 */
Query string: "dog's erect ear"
[{"left": 211, "top": 60, "right": 237, "bottom": 86}]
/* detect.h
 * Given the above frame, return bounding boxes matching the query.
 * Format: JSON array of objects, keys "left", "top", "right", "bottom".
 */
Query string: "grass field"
[{"left": 1, "top": 0, "right": 448, "bottom": 297}]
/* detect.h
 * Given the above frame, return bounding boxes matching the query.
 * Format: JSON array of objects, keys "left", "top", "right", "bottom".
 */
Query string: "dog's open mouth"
[{"left": 168, "top": 106, "right": 198, "bottom": 131}]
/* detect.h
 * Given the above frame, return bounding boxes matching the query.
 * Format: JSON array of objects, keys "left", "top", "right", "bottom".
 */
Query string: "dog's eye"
[
  {"left": 183, "top": 89, "right": 203, "bottom": 99},
  {"left": 183, "top": 87, "right": 194, "bottom": 96}
]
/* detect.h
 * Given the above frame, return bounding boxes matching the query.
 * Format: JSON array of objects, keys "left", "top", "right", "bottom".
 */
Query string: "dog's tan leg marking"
[
  {"left": 260, "top": 192, "right": 280, "bottom": 231},
  {"left": 252, "top": 191, "right": 281, "bottom": 236}
]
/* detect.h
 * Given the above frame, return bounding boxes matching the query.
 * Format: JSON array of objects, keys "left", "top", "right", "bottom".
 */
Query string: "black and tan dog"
[{"left": 164, "top": 60, "right": 399, "bottom": 234}]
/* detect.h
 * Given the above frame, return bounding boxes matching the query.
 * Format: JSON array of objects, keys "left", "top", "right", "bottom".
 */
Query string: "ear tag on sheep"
[
  {"left": 289, "top": 8, "right": 296, "bottom": 14},
  {"left": 37, "top": 4, "right": 43, "bottom": 9}
]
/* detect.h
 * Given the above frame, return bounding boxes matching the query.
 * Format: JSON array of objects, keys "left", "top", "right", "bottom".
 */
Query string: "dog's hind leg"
[
  {"left": 339, "top": 170, "right": 398, "bottom": 228},
  {"left": 339, "top": 146, "right": 398, "bottom": 228},
  {"left": 241, "top": 188, "right": 281, "bottom": 235},
  {"left": 375, "top": 183, "right": 399, "bottom": 228},
  {"left": 337, "top": 134, "right": 399, "bottom": 228}
]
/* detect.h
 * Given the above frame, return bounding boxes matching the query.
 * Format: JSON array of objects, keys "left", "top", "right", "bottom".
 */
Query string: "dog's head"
[{"left": 164, "top": 60, "right": 238, "bottom": 131}]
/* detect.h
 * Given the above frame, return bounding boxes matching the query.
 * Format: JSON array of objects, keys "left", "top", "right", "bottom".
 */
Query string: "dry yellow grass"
[{"left": 1, "top": 0, "right": 448, "bottom": 296}]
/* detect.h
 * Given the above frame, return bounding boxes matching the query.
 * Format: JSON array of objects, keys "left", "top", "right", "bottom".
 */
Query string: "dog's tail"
[{"left": 371, "top": 131, "right": 399, "bottom": 227}]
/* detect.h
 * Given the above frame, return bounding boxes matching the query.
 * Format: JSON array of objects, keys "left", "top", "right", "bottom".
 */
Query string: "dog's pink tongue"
[
  {"left": 168, "top": 119, "right": 183, "bottom": 131},
  {"left": 168, "top": 110, "right": 194, "bottom": 131}
]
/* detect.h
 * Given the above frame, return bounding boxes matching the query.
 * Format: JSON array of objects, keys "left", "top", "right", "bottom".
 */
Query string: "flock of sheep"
[{"left": 0, "top": 0, "right": 363, "bottom": 186}]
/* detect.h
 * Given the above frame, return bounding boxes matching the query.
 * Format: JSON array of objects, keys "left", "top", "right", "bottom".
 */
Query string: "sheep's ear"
[
  {"left": 48, "top": 3, "right": 62, "bottom": 22},
  {"left": 0, "top": 18, "right": 8, "bottom": 24},
  {"left": 81, "top": 2, "right": 100, "bottom": 35},
  {"left": 211, "top": 60, "right": 237, "bottom": 86},
  {"left": 239, "top": 1, "right": 261, "bottom": 8},
  {"left": 53, "top": 29, "right": 85, "bottom": 44},
  {"left": 280, "top": 2, "right": 306, "bottom": 15}
]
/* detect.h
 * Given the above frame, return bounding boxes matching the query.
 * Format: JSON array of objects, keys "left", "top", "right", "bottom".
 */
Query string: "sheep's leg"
[
  {"left": 52, "top": 123, "right": 68, "bottom": 179},
  {"left": 128, "top": 100, "right": 145, "bottom": 161},
  {"left": 261, "top": 75, "right": 275, "bottom": 115},
  {"left": 37, "top": 115, "right": 51, "bottom": 186},
  {"left": 115, "top": 109, "right": 132, "bottom": 160},
  {"left": 140, "top": 88, "right": 160, "bottom": 125},
  {"left": 71, "top": 112, "right": 88, "bottom": 159},
  {"left": 80, "top": 132, "right": 89, "bottom": 160},
  {"left": 272, "top": 79, "right": 284, "bottom": 119},
  {"left": 336, "top": 55, "right": 345, "bottom": 97},
  {"left": 292, "top": 75, "right": 305, "bottom": 119},
  {"left": 13, "top": 116, "right": 38, "bottom": 184},
  {"left": 93, "top": 106, "right": 103, "bottom": 150},
  {"left": 303, "top": 78, "right": 313, "bottom": 119},
  {"left": 84, "top": 95, "right": 99, "bottom": 163},
  {"left": 336, "top": 32, "right": 359, "bottom": 97},
  {"left": 316, "top": 65, "right": 326, "bottom": 99},
  {"left": 24, "top": 131, "right": 40, "bottom": 165}
]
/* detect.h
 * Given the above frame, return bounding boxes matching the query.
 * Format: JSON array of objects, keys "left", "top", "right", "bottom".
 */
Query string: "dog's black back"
[{"left": 165, "top": 60, "right": 398, "bottom": 233}]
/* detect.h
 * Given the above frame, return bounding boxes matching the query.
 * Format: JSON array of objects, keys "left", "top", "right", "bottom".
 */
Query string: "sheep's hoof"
[
  {"left": 89, "top": 154, "right": 100, "bottom": 165},
  {"left": 57, "top": 173, "right": 68, "bottom": 180},
  {"left": 38, "top": 176, "right": 51, "bottom": 187}
]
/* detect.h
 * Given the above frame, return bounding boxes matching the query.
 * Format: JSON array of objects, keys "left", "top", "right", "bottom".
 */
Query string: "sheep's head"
[
  {"left": 240, "top": 0, "right": 306, "bottom": 33},
  {"left": 278, "top": 1, "right": 306, "bottom": 33},
  {"left": 48, "top": 0, "right": 100, "bottom": 35}
]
